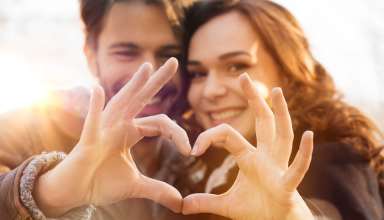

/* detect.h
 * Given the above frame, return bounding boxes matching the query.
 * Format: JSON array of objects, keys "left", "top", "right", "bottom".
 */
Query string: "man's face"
[{"left": 86, "top": 2, "right": 181, "bottom": 117}]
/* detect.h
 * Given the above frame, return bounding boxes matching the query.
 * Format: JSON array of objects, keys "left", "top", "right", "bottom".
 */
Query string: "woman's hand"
[
  {"left": 182, "top": 73, "right": 314, "bottom": 220},
  {"left": 33, "top": 58, "right": 191, "bottom": 217}
]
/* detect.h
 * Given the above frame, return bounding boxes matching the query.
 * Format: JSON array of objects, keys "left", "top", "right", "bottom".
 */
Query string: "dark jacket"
[{"left": 154, "top": 142, "right": 384, "bottom": 220}]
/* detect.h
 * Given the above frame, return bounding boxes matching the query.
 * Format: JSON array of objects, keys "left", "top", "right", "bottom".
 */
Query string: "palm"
[{"left": 220, "top": 151, "right": 301, "bottom": 220}]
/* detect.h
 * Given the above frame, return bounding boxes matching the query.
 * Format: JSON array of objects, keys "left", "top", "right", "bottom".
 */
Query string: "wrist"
[
  {"left": 285, "top": 199, "right": 315, "bottom": 220},
  {"left": 20, "top": 152, "right": 79, "bottom": 218},
  {"left": 33, "top": 170, "right": 78, "bottom": 217}
]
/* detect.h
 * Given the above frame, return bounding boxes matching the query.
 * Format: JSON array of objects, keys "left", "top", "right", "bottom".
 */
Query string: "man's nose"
[{"left": 142, "top": 53, "right": 157, "bottom": 70}]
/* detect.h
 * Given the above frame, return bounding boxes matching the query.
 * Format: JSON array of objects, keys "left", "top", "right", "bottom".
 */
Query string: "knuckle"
[
  {"left": 158, "top": 114, "right": 169, "bottom": 122},
  {"left": 219, "top": 123, "right": 232, "bottom": 132},
  {"left": 288, "top": 131, "right": 294, "bottom": 142}
]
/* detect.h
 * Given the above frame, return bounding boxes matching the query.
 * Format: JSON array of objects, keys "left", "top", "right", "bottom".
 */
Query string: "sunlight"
[{"left": 0, "top": 54, "right": 49, "bottom": 113}]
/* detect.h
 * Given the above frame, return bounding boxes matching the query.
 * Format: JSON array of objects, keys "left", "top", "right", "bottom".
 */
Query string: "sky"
[{"left": 0, "top": 0, "right": 383, "bottom": 128}]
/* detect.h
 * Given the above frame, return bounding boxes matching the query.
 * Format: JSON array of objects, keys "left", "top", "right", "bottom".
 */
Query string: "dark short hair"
[{"left": 79, "top": 0, "right": 185, "bottom": 48}]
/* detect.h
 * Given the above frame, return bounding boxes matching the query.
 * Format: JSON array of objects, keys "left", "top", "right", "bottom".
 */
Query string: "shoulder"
[
  {"left": 311, "top": 142, "right": 369, "bottom": 164},
  {"left": 301, "top": 141, "right": 384, "bottom": 220},
  {"left": 0, "top": 87, "right": 90, "bottom": 152}
]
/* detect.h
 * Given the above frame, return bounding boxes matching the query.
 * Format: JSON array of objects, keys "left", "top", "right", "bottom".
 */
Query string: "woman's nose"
[{"left": 202, "top": 73, "right": 227, "bottom": 100}]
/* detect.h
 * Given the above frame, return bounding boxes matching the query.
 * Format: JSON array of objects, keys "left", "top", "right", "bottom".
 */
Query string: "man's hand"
[{"left": 33, "top": 58, "right": 191, "bottom": 217}]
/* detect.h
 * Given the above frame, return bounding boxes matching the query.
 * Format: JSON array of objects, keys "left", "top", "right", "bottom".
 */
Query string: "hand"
[
  {"left": 182, "top": 74, "right": 314, "bottom": 220},
  {"left": 33, "top": 58, "right": 191, "bottom": 217}
]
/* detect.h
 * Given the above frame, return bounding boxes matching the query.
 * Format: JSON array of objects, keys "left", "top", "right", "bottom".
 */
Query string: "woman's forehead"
[{"left": 188, "top": 11, "right": 261, "bottom": 61}]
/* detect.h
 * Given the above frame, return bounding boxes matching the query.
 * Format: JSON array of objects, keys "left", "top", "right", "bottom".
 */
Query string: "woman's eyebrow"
[{"left": 218, "top": 51, "right": 252, "bottom": 60}]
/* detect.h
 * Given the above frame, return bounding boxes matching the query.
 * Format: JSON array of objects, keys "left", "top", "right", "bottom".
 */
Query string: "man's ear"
[{"left": 84, "top": 43, "right": 98, "bottom": 77}]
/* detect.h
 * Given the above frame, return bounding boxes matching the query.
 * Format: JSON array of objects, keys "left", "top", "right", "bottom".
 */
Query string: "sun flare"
[{"left": 0, "top": 55, "right": 49, "bottom": 113}]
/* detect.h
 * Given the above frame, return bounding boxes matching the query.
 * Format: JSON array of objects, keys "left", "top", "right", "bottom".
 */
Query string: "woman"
[{"left": 157, "top": 0, "right": 384, "bottom": 219}]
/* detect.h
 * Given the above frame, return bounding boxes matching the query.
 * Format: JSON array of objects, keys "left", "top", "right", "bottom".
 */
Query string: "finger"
[
  {"left": 127, "top": 57, "right": 178, "bottom": 117},
  {"left": 80, "top": 85, "right": 105, "bottom": 144},
  {"left": 106, "top": 62, "right": 152, "bottom": 115},
  {"left": 134, "top": 175, "right": 182, "bottom": 213},
  {"left": 192, "top": 124, "right": 254, "bottom": 170},
  {"left": 271, "top": 88, "right": 294, "bottom": 167},
  {"left": 134, "top": 114, "right": 191, "bottom": 156},
  {"left": 239, "top": 73, "right": 275, "bottom": 151},
  {"left": 183, "top": 193, "right": 228, "bottom": 216},
  {"left": 283, "top": 131, "right": 314, "bottom": 191}
]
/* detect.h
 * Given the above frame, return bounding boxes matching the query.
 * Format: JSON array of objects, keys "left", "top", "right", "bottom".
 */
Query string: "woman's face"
[{"left": 187, "top": 11, "right": 282, "bottom": 142}]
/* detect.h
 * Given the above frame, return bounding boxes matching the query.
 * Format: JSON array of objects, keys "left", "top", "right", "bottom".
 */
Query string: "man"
[{"left": 0, "top": 0, "right": 188, "bottom": 219}]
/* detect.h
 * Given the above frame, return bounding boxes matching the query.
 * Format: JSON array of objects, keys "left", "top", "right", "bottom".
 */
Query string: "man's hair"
[{"left": 79, "top": 0, "right": 185, "bottom": 48}]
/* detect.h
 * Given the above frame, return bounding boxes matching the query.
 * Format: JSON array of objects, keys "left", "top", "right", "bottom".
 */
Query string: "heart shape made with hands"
[
  {"left": 77, "top": 58, "right": 313, "bottom": 220},
  {"left": 133, "top": 73, "right": 314, "bottom": 220}
]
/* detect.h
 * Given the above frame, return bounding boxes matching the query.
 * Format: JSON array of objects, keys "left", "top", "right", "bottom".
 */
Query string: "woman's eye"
[{"left": 228, "top": 63, "right": 250, "bottom": 73}]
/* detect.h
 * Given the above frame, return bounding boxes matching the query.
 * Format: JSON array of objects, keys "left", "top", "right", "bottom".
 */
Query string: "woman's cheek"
[{"left": 187, "top": 84, "right": 200, "bottom": 108}]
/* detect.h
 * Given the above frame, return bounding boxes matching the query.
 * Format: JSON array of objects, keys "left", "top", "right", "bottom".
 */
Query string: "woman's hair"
[
  {"left": 79, "top": 0, "right": 185, "bottom": 48},
  {"left": 177, "top": 0, "right": 384, "bottom": 198}
]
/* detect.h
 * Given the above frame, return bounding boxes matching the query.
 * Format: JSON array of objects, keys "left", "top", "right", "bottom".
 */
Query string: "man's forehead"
[{"left": 99, "top": 2, "right": 179, "bottom": 48}]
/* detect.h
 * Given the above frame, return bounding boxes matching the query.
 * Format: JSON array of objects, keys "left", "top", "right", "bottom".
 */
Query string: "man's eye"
[
  {"left": 188, "top": 71, "right": 207, "bottom": 79},
  {"left": 114, "top": 51, "right": 139, "bottom": 58},
  {"left": 158, "top": 53, "right": 182, "bottom": 64},
  {"left": 159, "top": 53, "right": 181, "bottom": 59}
]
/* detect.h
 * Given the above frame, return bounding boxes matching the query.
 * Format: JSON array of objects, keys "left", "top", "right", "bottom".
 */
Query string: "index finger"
[
  {"left": 192, "top": 124, "right": 255, "bottom": 171},
  {"left": 106, "top": 62, "right": 152, "bottom": 115},
  {"left": 239, "top": 73, "right": 276, "bottom": 151},
  {"left": 127, "top": 57, "right": 179, "bottom": 118}
]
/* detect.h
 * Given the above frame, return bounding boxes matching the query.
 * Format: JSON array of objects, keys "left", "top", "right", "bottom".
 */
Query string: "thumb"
[
  {"left": 133, "top": 175, "right": 182, "bottom": 213},
  {"left": 182, "top": 193, "right": 227, "bottom": 216},
  {"left": 80, "top": 85, "right": 105, "bottom": 144}
]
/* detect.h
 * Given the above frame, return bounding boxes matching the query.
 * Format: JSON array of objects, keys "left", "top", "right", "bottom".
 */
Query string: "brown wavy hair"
[{"left": 177, "top": 0, "right": 384, "bottom": 198}]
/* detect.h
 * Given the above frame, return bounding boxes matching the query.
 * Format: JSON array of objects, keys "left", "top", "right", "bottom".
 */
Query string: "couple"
[{"left": 1, "top": 0, "right": 383, "bottom": 220}]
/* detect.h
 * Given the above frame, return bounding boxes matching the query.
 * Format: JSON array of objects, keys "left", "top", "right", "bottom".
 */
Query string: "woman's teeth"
[{"left": 210, "top": 109, "right": 243, "bottom": 121}]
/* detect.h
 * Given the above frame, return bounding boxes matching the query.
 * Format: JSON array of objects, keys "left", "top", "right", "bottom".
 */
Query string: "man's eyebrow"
[
  {"left": 187, "top": 60, "right": 201, "bottom": 66},
  {"left": 158, "top": 44, "right": 181, "bottom": 52},
  {"left": 109, "top": 42, "right": 139, "bottom": 50},
  {"left": 218, "top": 51, "right": 252, "bottom": 60}
]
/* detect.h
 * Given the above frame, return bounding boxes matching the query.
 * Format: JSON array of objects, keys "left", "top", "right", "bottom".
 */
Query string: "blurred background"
[{"left": 0, "top": 0, "right": 383, "bottom": 129}]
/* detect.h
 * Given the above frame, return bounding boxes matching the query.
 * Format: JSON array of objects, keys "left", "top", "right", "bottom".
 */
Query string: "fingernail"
[
  {"left": 168, "top": 57, "right": 178, "bottom": 63},
  {"left": 239, "top": 72, "right": 250, "bottom": 80},
  {"left": 139, "top": 62, "right": 152, "bottom": 72},
  {"left": 272, "top": 87, "right": 282, "bottom": 95}
]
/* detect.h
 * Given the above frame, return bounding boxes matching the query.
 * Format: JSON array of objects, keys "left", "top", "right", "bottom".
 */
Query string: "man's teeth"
[{"left": 210, "top": 110, "right": 242, "bottom": 121}]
